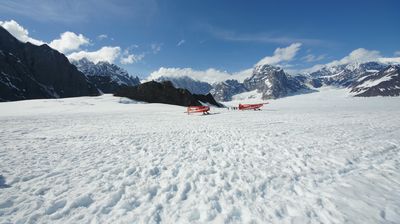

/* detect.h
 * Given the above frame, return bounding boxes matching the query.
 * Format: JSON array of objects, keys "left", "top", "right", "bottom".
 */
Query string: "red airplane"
[
  {"left": 187, "top": 105, "right": 210, "bottom": 115},
  {"left": 238, "top": 103, "right": 268, "bottom": 110}
]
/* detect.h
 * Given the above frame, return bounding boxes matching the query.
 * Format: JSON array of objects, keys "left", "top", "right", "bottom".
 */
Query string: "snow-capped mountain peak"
[
  {"left": 243, "top": 64, "right": 308, "bottom": 99},
  {"left": 73, "top": 58, "right": 130, "bottom": 78},
  {"left": 72, "top": 58, "right": 140, "bottom": 93},
  {"left": 253, "top": 64, "right": 282, "bottom": 75}
]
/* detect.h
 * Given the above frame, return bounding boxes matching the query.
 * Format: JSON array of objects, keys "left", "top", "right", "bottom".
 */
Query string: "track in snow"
[{"left": 1, "top": 88, "right": 400, "bottom": 223}]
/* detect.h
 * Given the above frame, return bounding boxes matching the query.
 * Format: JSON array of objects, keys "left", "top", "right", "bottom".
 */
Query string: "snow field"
[{"left": 0, "top": 88, "right": 400, "bottom": 223}]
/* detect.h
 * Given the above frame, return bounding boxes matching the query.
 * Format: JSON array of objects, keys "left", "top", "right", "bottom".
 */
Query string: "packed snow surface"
[{"left": 1, "top": 88, "right": 400, "bottom": 223}]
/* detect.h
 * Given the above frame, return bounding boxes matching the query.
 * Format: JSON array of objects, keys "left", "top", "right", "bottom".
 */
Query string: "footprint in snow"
[
  {"left": 148, "top": 186, "right": 158, "bottom": 201},
  {"left": 180, "top": 182, "right": 191, "bottom": 201},
  {"left": 45, "top": 199, "right": 67, "bottom": 215},
  {"left": 149, "top": 167, "right": 160, "bottom": 177}
]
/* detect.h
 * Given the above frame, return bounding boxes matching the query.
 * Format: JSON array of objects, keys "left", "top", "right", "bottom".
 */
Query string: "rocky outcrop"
[{"left": 114, "top": 80, "right": 223, "bottom": 107}]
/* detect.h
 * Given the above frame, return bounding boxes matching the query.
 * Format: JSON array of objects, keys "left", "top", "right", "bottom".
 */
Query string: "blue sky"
[{"left": 1, "top": 0, "right": 400, "bottom": 80}]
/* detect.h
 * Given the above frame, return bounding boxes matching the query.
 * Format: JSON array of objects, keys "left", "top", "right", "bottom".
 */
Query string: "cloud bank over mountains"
[
  {"left": 148, "top": 67, "right": 252, "bottom": 84},
  {"left": 150, "top": 44, "right": 400, "bottom": 83}
]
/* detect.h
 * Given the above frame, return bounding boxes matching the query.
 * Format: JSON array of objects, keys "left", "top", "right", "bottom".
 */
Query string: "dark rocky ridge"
[
  {"left": 0, "top": 27, "right": 100, "bottom": 102},
  {"left": 114, "top": 81, "right": 223, "bottom": 107}
]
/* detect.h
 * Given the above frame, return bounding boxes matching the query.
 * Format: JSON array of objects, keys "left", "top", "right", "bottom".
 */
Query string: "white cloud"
[
  {"left": 294, "top": 48, "right": 382, "bottom": 74},
  {"left": 151, "top": 43, "right": 162, "bottom": 54},
  {"left": 231, "top": 68, "right": 253, "bottom": 82},
  {"left": 97, "top": 34, "right": 108, "bottom": 40},
  {"left": 120, "top": 53, "right": 144, "bottom": 64},
  {"left": 148, "top": 67, "right": 252, "bottom": 83},
  {"left": 378, "top": 57, "right": 400, "bottom": 64},
  {"left": 302, "top": 54, "right": 325, "bottom": 62},
  {"left": 149, "top": 47, "right": 400, "bottom": 81},
  {"left": 119, "top": 48, "right": 145, "bottom": 64},
  {"left": 256, "top": 43, "right": 302, "bottom": 66},
  {"left": 177, "top": 39, "right": 185, "bottom": 46},
  {"left": 0, "top": 19, "right": 149, "bottom": 66},
  {"left": 49, "top": 31, "right": 90, "bottom": 53},
  {"left": 0, "top": 19, "right": 44, "bottom": 45},
  {"left": 327, "top": 48, "right": 381, "bottom": 66},
  {"left": 394, "top": 51, "right": 400, "bottom": 57},
  {"left": 296, "top": 48, "right": 400, "bottom": 74},
  {"left": 67, "top": 46, "right": 121, "bottom": 64},
  {"left": 325, "top": 48, "right": 400, "bottom": 66},
  {"left": 0, "top": 20, "right": 89, "bottom": 54}
]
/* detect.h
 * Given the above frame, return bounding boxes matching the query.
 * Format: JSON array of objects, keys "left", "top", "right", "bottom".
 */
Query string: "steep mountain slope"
[
  {"left": 209, "top": 65, "right": 309, "bottom": 101},
  {"left": 350, "top": 65, "right": 400, "bottom": 97},
  {"left": 114, "top": 80, "right": 223, "bottom": 107},
  {"left": 72, "top": 58, "right": 140, "bottom": 93},
  {"left": 0, "top": 27, "right": 100, "bottom": 102},
  {"left": 243, "top": 64, "right": 309, "bottom": 99},
  {"left": 210, "top": 79, "right": 248, "bottom": 101}
]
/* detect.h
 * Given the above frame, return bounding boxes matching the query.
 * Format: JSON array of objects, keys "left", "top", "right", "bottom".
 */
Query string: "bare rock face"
[
  {"left": 210, "top": 79, "right": 248, "bottom": 101},
  {"left": 350, "top": 65, "right": 400, "bottom": 97},
  {"left": 0, "top": 27, "right": 100, "bottom": 102},
  {"left": 210, "top": 65, "right": 309, "bottom": 101},
  {"left": 243, "top": 65, "right": 309, "bottom": 100},
  {"left": 114, "top": 80, "right": 223, "bottom": 107}
]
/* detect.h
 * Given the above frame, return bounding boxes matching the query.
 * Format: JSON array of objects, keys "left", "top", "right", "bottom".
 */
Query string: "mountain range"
[
  {"left": 1, "top": 25, "right": 399, "bottom": 104},
  {"left": 155, "top": 62, "right": 400, "bottom": 101},
  {"left": 72, "top": 58, "right": 140, "bottom": 94},
  {"left": 0, "top": 26, "right": 143, "bottom": 102}
]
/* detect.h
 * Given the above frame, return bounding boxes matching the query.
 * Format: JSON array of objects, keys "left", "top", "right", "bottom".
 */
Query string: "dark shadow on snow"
[
  {"left": 0, "top": 175, "right": 11, "bottom": 188},
  {"left": 203, "top": 112, "right": 221, "bottom": 116}
]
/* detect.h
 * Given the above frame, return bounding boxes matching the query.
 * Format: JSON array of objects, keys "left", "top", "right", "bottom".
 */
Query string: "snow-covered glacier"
[{"left": 0, "top": 87, "right": 399, "bottom": 223}]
